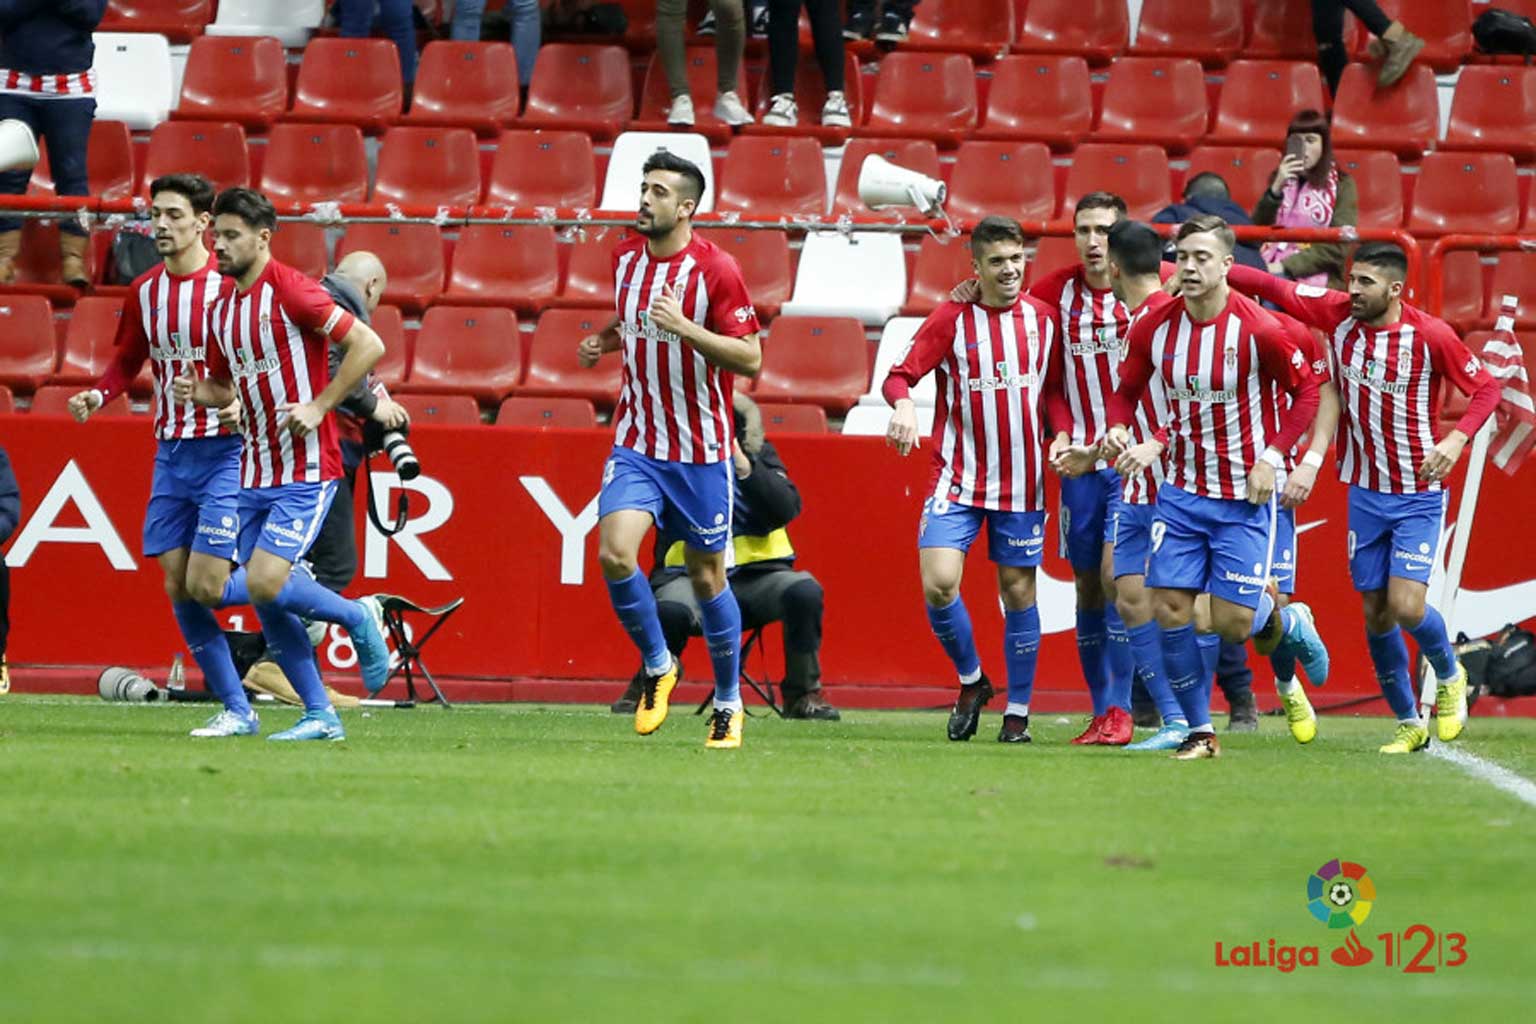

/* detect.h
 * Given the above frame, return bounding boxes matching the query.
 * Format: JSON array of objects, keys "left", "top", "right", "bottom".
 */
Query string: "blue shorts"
[
  {"left": 1111, "top": 500, "right": 1156, "bottom": 581},
  {"left": 1146, "top": 483, "right": 1278, "bottom": 610},
  {"left": 1272, "top": 506, "right": 1297, "bottom": 596},
  {"left": 142, "top": 436, "right": 243, "bottom": 559},
  {"left": 919, "top": 495, "right": 1046, "bottom": 567},
  {"left": 1060, "top": 467, "right": 1122, "bottom": 572},
  {"left": 1347, "top": 485, "right": 1446, "bottom": 592},
  {"left": 598, "top": 446, "right": 733, "bottom": 553},
  {"left": 235, "top": 480, "right": 338, "bottom": 565}
]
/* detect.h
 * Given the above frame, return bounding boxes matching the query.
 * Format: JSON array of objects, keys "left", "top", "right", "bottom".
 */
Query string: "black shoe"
[
  {"left": 1226, "top": 690, "right": 1259, "bottom": 733},
  {"left": 783, "top": 689, "right": 841, "bottom": 720},
  {"left": 874, "top": 11, "right": 909, "bottom": 44},
  {"left": 947, "top": 675, "right": 994, "bottom": 741},
  {"left": 610, "top": 670, "right": 645, "bottom": 714},
  {"left": 997, "top": 713, "right": 1032, "bottom": 743},
  {"left": 1131, "top": 702, "right": 1161, "bottom": 729},
  {"left": 843, "top": 8, "right": 873, "bottom": 40}
]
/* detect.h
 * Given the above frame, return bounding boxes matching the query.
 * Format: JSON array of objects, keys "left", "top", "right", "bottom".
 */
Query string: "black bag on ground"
[
  {"left": 109, "top": 224, "right": 159, "bottom": 285},
  {"left": 1473, "top": 8, "right": 1536, "bottom": 61},
  {"left": 1453, "top": 624, "right": 1536, "bottom": 708}
]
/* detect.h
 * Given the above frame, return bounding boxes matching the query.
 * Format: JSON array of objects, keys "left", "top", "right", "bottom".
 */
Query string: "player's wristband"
[
  {"left": 1301, "top": 450, "right": 1324, "bottom": 470},
  {"left": 89, "top": 388, "right": 105, "bottom": 408},
  {"left": 1259, "top": 448, "right": 1286, "bottom": 470}
]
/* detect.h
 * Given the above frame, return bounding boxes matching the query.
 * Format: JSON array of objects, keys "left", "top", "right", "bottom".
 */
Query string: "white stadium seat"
[
  {"left": 859, "top": 316, "right": 933, "bottom": 407},
  {"left": 91, "top": 33, "right": 174, "bottom": 130},
  {"left": 600, "top": 131, "right": 716, "bottom": 213},
  {"left": 205, "top": 0, "right": 326, "bottom": 48},
  {"left": 780, "top": 231, "right": 907, "bottom": 325},
  {"left": 840, "top": 403, "right": 934, "bottom": 437}
]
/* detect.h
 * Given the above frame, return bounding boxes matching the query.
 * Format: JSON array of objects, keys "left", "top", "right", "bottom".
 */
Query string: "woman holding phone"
[{"left": 1251, "top": 109, "right": 1358, "bottom": 289}]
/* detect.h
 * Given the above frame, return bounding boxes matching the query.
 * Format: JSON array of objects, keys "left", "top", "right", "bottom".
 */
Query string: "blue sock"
[
  {"left": 171, "top": 600, "right": 250, "bottom": 715},
  {"left": 1002, "top": 606, "right": 1040, "bottom": 707},
  {"left": 1163, "top": 624, "right": 1212, "bottom": 730},
  {"left": 271, "top": 570, "right": 364, "bottom": 630},
  {"left": 698, "top": 587, "right": 742, "bottom": 706},
  {"left": 219, "top": 567, "right": 248, "bottom": 607},
  {"left": 1129, "top": 619, "right": 1184, "bottom": 726},
  {"left": 605, "top": 570, "right": 672, "bottom": 674},
  {"left": 1076, "top": 608, "right": 1109, "bottom": 716},
  {"left": 1250, "top": 590, "right": 1276, "bottom": 638},
  {"left": 1103, "top": 604, "right": 1134, "bottom": 712},
  {"left": 1407, "top": 605, "right": 1459, "bottom": 681},
  {"left": 1367, "top": 626, "right": 1418, "bottom": 720},
  {"left": 926, "top": 596, "right": 982, "bottom": 683},
  {"left": 254, "top": 603, "right": 330, "bottom": 712}
]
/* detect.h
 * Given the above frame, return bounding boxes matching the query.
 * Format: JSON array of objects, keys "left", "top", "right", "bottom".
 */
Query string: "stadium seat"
[
  {"left": 752, "top": 317, "right": 870, "bottom": 412},
  {"left": 716, "top": 136, "right": 827, "bottom": 219},
  {"left": 781, "top": 231, "right": 907, "bottom": 325},
  {"left": 756, "top": 402, "right": 830, "bottom": 434},
  {"left": 395, "top": 393, "right": 483, "bottom": 425},
  {"left": 0, "top": 297, "right": 59, "bottom": 391},
  {"left": 257, "top": 124, "right": 370, "bottom": 207},
  {"left": 495, "top": 396, "right": 599, "bottom": 429},
  {"left": 28, "top": 120, "right": 135, "bottom": 200},
  {"left": 173, "top": 35, "right": 288, "bottom": 131},
  {"left": 269, "top": 222, "right": 328, "bottom": 280},
  {"left": 1443, "top": 66, "right": 1536, "bottom": 161},
  {"left": 141, "top": 122, "right": 250, "bottom": 194},
  {"left": 370, "top": 305, "right": 409, "bottom": 387},
  {"left": 599, "top": 132, "right": 716, "bottom": 212},
  {"left": 1030, "top": 235, "right": 1081, "bottom": 280},
  {"left": 1094, "top": 57, "right": 1209, "bottom": 153},
  {"left": 1013, "top": 0, "right": 1128, "bottom": 64},
  {"left": 907, "top": 0, "right": 1014, "bottom": 58},
  {"left": 3, "top": 223, "right": 87, "bottom": 305},
  {"left": 288, "top": 38, "right": 403, "bottom": 134},
  {"left": 1331, "top": 63, "right": 1440, "bottom": 158},
  {"left": 404, "top": 42, "right": 521, "bottom": 136},
  {"left": 56, "top": 297, "right": 150, "bottom": 393},
  {"left": 30, "top": 384, "right": 131, "bottom": 417},
  {"left": 90, "top": 32, "right": 174, "bottom": 130},
  {"left": 751, "top": 51, "right": 863, "bottom": 127},
  {"left": 335, "top": 223, "right": 445, "bottom": 313},
  {"left": 864, "top": 52, "right": 979, "bottom": 141},
  {"left": 1407, "top": 152, "right": 1520, "bottom": 237},
  {"left": 0, "top": 385, "right": 12, "bottom": 415},
  {"left": 556, "top": 233, "right": 622, "bottom": 309},
  {"left": 205, "top": 0, "right": 325, "bottom": 48},
  {"left": 1131, "top": 0, "right": 1245, "bottom": 66},
  {"left": 1486, "top": 253, "right": 1536, "bottom": 328},
  {"left": 405, "top": 306, "right": 522, "bottom": 402},
  {"left": 1208, "top": 60, "right": 1330, "bottom": 146},
  {"left": 841, "top": 402, "right": 934, "bottom": 436},
  {"left": 697, "top": 229, "right": 793, "bottom": 319},
  {"left": 101, "top": 0, "right": 212, "bottom": 44},
  {"left": 1245, "top": 0, "right": 1316, "bottom": 60},
  {"left": 860, "top": 317, "right": 932, "bottom": 407},
  {"left": 637, "top": 46, "right": 752, "bottom": 128},
  {"left": 1335, "top": 150, "right": 1405, "bottom": 228},
  {"left": 523, "top": 44, "right": 634, "bottom": 137},
  {"left": 1438, "top": 249, "right": 1485, "bottom": 331},
  {"left": 372, "top": 127, "right": 483, "bottom": 208},
  {"left": 441, "top": 225, "right": 560, "bottom": 311},
  {"left": 974, "top": 55, "right": 1092, "bottom": 149},
  {"left": 1061, "top": 144, "right": 1172, "bottom": 221},
  {"left": 904, "top": 235, "right": 974, "bottom": 316},
  {"left": 831, "top": 138, "right": 941, "bottom": 215},
  {"left": 1352, "top": 0, "right": 1472, "bottom": 73},
  {"left": 522, "top": 309, "right": 624, "bottom": 406},
  {"left": 946, "top": 141, "right": 1055, "bottom": 224},
  {"left": 1183, "top": 146, "right": 1282, "bottom": 212},
  {"left": 485, "top": 131, "right": 598, "bottom": 209}
]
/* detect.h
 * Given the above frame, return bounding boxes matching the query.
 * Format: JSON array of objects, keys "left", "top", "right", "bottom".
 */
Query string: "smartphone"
[{"left": 1284, "top": 135, "right": 1307, "bottom": 162}]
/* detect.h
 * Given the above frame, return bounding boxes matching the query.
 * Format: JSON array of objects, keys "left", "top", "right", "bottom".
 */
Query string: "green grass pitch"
[{"left": 1, "top": 696, "right": 1532, "bottom": 1022}]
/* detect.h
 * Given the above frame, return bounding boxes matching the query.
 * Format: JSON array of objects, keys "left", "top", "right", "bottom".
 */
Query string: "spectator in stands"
[
  {"left": 1313, "top": 0, "right": 1423, "bottom": 94},
  {"left": 336, "top": 0, "right": 419, "bottom": 96},
  {"left": 1252, "top": 109, "right": 1357, "bottom": 290},
  {"left": 0, "top": 0, "right": 106, "bottom": 289},
  {"left": 1152, "top": 172, "right": 1266, "bottom": 272},
  {"left": 454, "top": 1, "right": 541, "bottom": 87},
  {"left": 658, "top": 1, "right": 753, "bottom": 126},
  {"left": 610, "top": 394, "right": 839, "bottom": 721},
  {"left": 844, "top": 0, "right": 918, "bottom": 44},
  {"left": 762, "top": 1, "right": 852, "bottom": 127},
  {"left": 0, "top": 443, "right": 16, "bottom": 695}
]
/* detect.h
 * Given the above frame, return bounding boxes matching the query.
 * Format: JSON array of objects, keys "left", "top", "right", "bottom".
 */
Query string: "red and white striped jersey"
[
  {"left": 1110, "top": 291, "right": 1319, "bottom": 501},
  {"left": 96, "top": 257, "right": 233, "bottom": 442},
  {"left": 883, "top": 296, "right": 1059, "bottom": 512},
  {"left": 0, "top": 69, "right": 97, "bottom": 97},
  {"left": 206, "top": 259, "right": 355, "bottom": 488},
  {"left": 1276, "top": 313, "right": 1332, "bottom": 473},
  {"left": 610, "top": 234, "right": 760, "bottom": 464},
  {"left": 1029, "top": 267, "right": 1129, "bottom": 452},
  {"left": 1121, "top": 292, "right": 1178, "bottom": 506}
]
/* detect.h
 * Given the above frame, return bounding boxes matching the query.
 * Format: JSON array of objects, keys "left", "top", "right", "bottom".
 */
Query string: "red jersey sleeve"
[
  {"left": 1226, "top": 265, "right": 1352, "bottom": 333},
  {"left": 96, "top": 285, "right": 150, "bottom": 402},
  {"left": 1250, "top": 302, "right": 1320, "bottom": 455},
  {"left": 1425, "top": 316, "right": 1502, "bottom": 437},
  {"left": 703, "top": 251, "right": 761, "bottom": 339},
  {"left": 204, "top": 306, "right": 232, "bottom": 384},
  {"left": 275, "top": 264, "right": 356, "bottom": 344},
  {"left": 1106, "top": 311, "right": 1157, "bottom": 429},
  {"left": 883, "top": 302, "right": 959, "bottom": 405},
  {"left": 1278, "top": 313, "right": 1331, "bottom": 384}
]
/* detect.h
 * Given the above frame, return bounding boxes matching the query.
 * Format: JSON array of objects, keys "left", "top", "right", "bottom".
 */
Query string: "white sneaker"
[
  {"left": 821, "top": 90, "right": 852, "bottom": 128},
  {"left": 763, "top": 92, "right": 799, "bottom": 127},
  {"left": 713, "top": 90, "right": 754, "bottom": 126},
  {"left": 667, "top": 94, "right": 695, "bottom": 126},
  {"left": 190, "top": 708, "right": 260, "bottom": 738}
]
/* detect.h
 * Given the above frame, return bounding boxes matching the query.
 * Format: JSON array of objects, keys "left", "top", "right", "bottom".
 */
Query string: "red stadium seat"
[
  {"left": 1030, "top": 235, "right": 1081, "bottom": 281},
  {"left": 288, "top": 38, "right": 403, "bottom": 134},
  {"left": 28, "top": 119, "right": 134, "bottom": 200},
  {"left": 1094, "top": 57, "right": 1208, "bottom": 153},
  {"left": 372, "top": 127, "right": 483, "bottom": 208},
  {"left": 975, "top": 55, "right": 1092, "bottom": 150},
  {"left": 522, "top": 309, "right": 623, "bottom": 406},
  {"left": 270, "top": 222, "right": 329, "bottom": 280},
  {"left": 1407, "top": 152, "right": 1520, "bottom": 237},
  {"left": 1061, "top": 143, "right": 1171, "bottom": 221},
  {"left": 1331, "top": 63, "right": 1440, "bottom": 158},
  {"left": 832, "top": 139, "right": 941, "bottom": 215},
  {"left": 1246, "top": 0, "right": 1316, "bottom": 60},
  {"left": 2, "top": 223, "right": 86, "bottom": 305},
  {"left": 636, "top": 46, "right": 752, "bottom": 128},
  {"left": 1353, "top": 0, "right": 1472, "bottom": 73},
  {"left": 442, "top": 225, "right": 559, "bottom": 311},
  {"left": 395, "top": 393, "right": 484, "bottom": 425},
  {"left": 1335, "top": 150, "right": 1405, "bottom": 229},
  {"left": 905, "top": 235, "right": 974, "bottom": 315},
  {"left": 336, "top": 223, "right": 445, "bottom": 313},
  {"left": 405, "top": 306, "right": 522, "bottom": 402},
  {"left": 101, "top": 0, "right": 212, "bottom": 44},
  {"left": 1443, "top": 66, "right": 1536, "bottom": 161},
  {"left": 485, "top": 131, "right": 598, "bottom": 209},
  {"left": 523, "top": 44, "right": 634, "bottom": 137},
  {"left": 174, "top": 35, "right": 287, "bottom": 130},
  {"left": 370, "top": 305, "right": 409, "bottom": 387},
  {"left": 1131, "top": 0, "right": 1245, "bottom": 66},
  {"left": 0, "top": 296, "right": 59, "bottom": 391},
  {"left": 698, "top": 228, "right": 793, "bottom": 319},
  {"left": 57, "top": 297, "right": 150, "bottom": 393},
  {"left": 1183, "top": 146, "right": 1282, "bottom": 212},
  {"left": 495, "top": 396, "right": 599, "bottom": 429},
  {"left": 751, "top": 51, "right": 863, "bottom": 127},
  {"left": 907, "top": 0, "right": 1014, "bottom": 58},
  {"left": 752, "top": 317, "right": 870, "bottom": 412},
  {"left": 1013, "top": 0, "right": 1128, "bottom": 65},
  {"left": 864, "top": 52, "right": 979, "bottom": 141},
  {"left": 1208, "top": 61, "right": 1329, "bottom": 146},
  {"left": 0, "top": 385, "right": 12, "bottom": 414},
  {"left": 716, "top": 136, "right": 826, "bottom": 219},
  {"left": 30, "top": 384, "right": 131, "bottom": 417},
  {"left": 258, "top": 124, "right": 369, "bottom": 207},
  {"left": 557, "top": 233, "right": 622, "bottom": 309},
  {"left": 946, "top": 141, "right": 1055, "bottom": 224},
  {"left": 756, "top": 402, "right": 829, "bottom": 434},
  {"left": 142, "top": 121, "right": 250, "bottom": 194},
  {"left": 1438, "top": 250, "right": 1485, "bottom": 331},
  {"left": 1486, "top": 253, "right": 1536, "bottom": 328},
  {"left": 404, "top": 41, "right": 521, "bottom": 136}
]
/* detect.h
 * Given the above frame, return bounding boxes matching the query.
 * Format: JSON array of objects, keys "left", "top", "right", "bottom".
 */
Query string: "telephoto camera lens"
[
  {"left": 382, "top": 430, "right": 420, "bottom": 481},
  {"left": 97, "top": 667, "right": 163, "bottom": 703}
]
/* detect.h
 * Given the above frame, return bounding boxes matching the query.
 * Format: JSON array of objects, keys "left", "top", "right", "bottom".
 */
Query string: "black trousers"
[
  {"left": 767, "top": 0, "right": 845, "bottom": 95},
  {"left": 1312, "top": 0, "right": 1394, "bottom": 93},
  {"left": 307, "top": 449, "right": 362, "bottom": 593},
  {"left": 0, "top": 559, "right": 9, "bottom": 659},
  {"left": 0, "top": 94, "right": 94, "bottom": 235}
]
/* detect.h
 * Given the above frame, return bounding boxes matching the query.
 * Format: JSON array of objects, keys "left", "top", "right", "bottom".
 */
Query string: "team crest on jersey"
[
  {"left": 1225, "top": 344, "right": 1239, "bottom": 369},
  {"left": 1398, "top": 351, "right": 1414, "bottom": 376}
]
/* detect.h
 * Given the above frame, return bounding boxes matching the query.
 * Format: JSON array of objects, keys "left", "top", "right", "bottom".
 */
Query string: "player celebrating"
[
  {"left": 1227, "top": 245, "right": 1500, "bottom": 753},
  {"left": 579, "top": 151, "right": 762, "bottom": 750},
  {"left": 175, "top": 187, "right": 391, "bottom": 742},
  {"left": 883, "top": 216, "right": 1059, "bottom": 744},
  {"left": 1104, "top": 215, "right": 1321, "bottom": 760}
]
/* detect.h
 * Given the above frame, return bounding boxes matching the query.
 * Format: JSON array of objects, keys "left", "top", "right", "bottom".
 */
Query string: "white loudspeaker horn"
[
  {"left": 0, "top": 119, "right": 39, "bottom": 173},
  {"left": 858, "top": 154, "right": 946, "bottom": 216}
]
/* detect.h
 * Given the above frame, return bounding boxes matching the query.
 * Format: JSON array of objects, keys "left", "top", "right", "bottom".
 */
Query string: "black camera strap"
[{"left": 362, "top": 449, "right": 411, "bottom": 537}]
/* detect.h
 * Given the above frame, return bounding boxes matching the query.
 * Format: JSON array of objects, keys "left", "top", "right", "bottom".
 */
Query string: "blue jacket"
[
  {"left": 0, "top": 445, "right": 19, "bottom": 546},
  {"left": 1152, "top": 195, "right": 1268, "bottom": 271},
  {"left": 0, "top": 1, "right": 107, "bottom": 77}
]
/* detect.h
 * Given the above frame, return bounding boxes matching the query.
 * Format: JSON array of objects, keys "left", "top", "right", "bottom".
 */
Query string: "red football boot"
[
  {"left": 1098, "top": 706, "right": 1134, "bottom": 746},
  {"left": 1070, "top": 714, "right": 1107, "bottom": 745}
]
